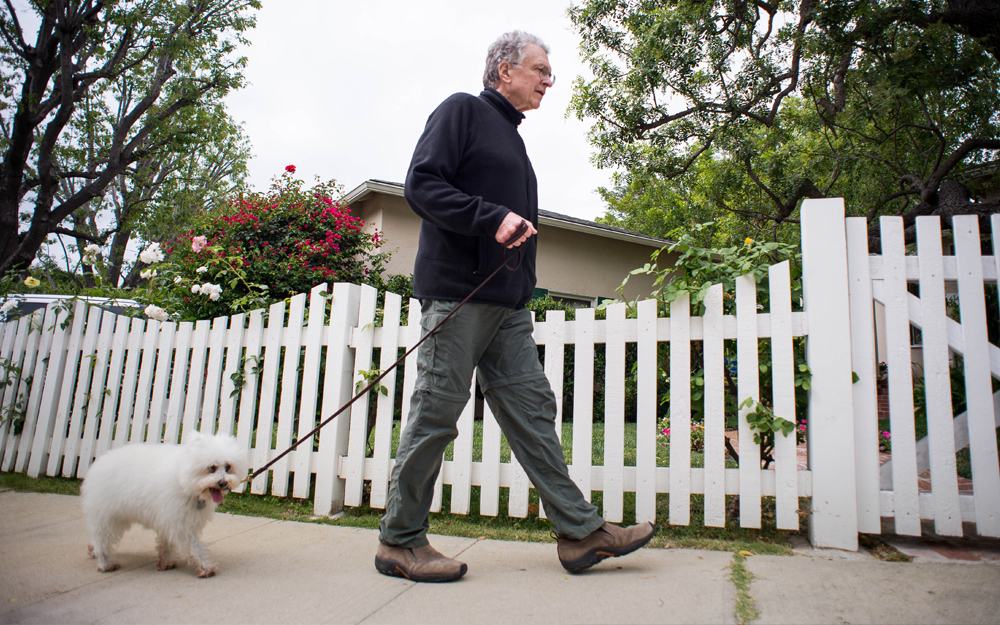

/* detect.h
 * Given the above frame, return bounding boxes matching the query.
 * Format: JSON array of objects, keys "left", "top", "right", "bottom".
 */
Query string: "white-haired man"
[{"left": 375, "top": 31, "right": 655, "bottom": 583}]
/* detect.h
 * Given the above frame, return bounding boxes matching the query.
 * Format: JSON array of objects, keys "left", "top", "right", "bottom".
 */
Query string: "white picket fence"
[{"left": 2, "top": 200, "right": 999, "bottom": 551}]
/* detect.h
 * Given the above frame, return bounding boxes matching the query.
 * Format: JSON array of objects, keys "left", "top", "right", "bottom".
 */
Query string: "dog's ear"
[{"left": 183, "top": 430, "right": 206, "bottom": 446}]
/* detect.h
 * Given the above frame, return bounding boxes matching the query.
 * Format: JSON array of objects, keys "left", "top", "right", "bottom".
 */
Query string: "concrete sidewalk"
[{"left": 1, "top": 491, "right": 998, "bottom": 625}]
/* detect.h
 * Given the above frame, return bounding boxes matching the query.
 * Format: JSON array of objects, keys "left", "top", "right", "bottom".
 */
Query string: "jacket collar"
[{"left": 480, "top": 87, "right": 524, "bottom": 127}]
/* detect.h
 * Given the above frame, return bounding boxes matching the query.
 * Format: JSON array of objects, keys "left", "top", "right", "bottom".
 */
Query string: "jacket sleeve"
[{"left": 404, "top": 94, "right": 510, "bottom": 238}]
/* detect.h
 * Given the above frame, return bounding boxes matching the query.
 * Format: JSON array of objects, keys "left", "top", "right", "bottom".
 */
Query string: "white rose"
[
  {"left": 143, "top": 304, "right": 169, "bottom": 322},
  {"left": 196, "top": 266, "right": 208, "bottom": 274},
  {"left": 140, "top": 268, "right": 157, "bottom": 279},
  {"left": 191, "top": 285, "right": 202, "bottom": 294},
  {"left": 139, "top": 242, "right": 164, "bottom": 264},
  {"left": 199, "top": 283, "right": 223, "bottom": 301},
  {"left": 173, "top": 276, "right": 183, "bottom": 284}
]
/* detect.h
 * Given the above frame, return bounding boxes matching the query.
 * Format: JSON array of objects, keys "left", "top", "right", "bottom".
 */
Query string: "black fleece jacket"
[{"left": 404, "top": 87, "right": 538, "bottom": 309}]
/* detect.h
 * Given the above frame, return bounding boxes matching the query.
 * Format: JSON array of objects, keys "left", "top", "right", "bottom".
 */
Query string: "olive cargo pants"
[{"left": 379, "top": 299, "right": 604, "bottom": 548}]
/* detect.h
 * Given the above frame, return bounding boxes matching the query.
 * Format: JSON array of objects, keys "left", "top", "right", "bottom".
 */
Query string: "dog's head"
[{"left": 181, "top": 432, "right": 249, "bottom": 508}]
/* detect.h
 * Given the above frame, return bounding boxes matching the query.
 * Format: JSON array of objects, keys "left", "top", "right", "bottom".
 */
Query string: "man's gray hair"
[{"left": 483, "top": 31, "right": 549, "bottom": 89}]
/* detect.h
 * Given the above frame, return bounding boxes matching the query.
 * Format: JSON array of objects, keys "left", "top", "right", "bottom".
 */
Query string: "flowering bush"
[
  {"left": 656, "top": 417, "right": 706, "bottom": 452},
  {"left": 135, "top": 168, "right": 389, "bottom": 321},
  {"left": 879, "top": 429, "right": 891, "bottom": 452}
]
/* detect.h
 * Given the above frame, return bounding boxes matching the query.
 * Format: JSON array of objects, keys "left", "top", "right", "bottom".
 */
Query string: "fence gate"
[{"left": 846, "top": 213, "right": 1000, "bottom": 539}]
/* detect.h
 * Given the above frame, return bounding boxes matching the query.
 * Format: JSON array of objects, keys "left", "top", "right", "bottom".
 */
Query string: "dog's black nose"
[{"left": 217, "top": 478, "right": 228, "bottom": 489}]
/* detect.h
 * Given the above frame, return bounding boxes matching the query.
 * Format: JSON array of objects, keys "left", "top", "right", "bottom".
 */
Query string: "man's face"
[{"left": 497, "top": 43, "right": 553, "bottom": 113}]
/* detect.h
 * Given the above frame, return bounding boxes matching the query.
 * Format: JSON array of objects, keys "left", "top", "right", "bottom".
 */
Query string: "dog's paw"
[
  {"left": 195, "top": 564, "right": 217, "bottom": 578},
  {"left": 157, "top": 559, "right": 176, "bottom": 571},
  {"left": 88, "top": 544, "right": 96, "bottom": 558},
  {"left": 97, "top": 562, "right": 121, "bottom": 573}
]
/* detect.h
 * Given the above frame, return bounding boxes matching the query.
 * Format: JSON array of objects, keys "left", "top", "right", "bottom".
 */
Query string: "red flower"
[{"left": 285, "top": 165, "right": 296, "bottom": 173}]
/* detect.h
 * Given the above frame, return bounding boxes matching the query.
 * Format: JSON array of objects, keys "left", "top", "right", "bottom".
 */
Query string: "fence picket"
[
  {"left": 603, "top": 302, "right": 626, "bottom": 522},
  {"left": 0, "top": 313, "right": 32, "bottom": 469},
  {"left": 28, "top": 305, "right": 72, "bottom": 477},
  {"left": 314, "top": 284, "right": 361, "bottom": 516},
  {"left": 180, "top": 320, "right": 210, "bottom": 442},
  {"left": 915, "top": 217, "right": 963, "bottom": 536},
  {"left": 163, "top": 321, "right": 193, "bottom": 446},
  {"left": 128, "top": 319, "right": 161, "bottom": 444},
  {"left": 144, "top": 321, "right": 176, "bottom": 445},
  {"left": 61, "top": 305, "right": 103, "bottom": 477},
  {"left": 293, "top": 286, "right": 328, "bottom": 498},
  {"left": 199, "top": 316, "right": 230, "bottom": 435},
  {"left": 271, "top": 293, "right": 306, "bottom": 496},
  {"left": 572, "top": 308, "right": 595, "bottom": 501},
  {"left": 880, "top": 217, "right": 921, "bottom": 535},
  {"left": 953, "top": 216, "right": 1000, "bottom": 537},
  {"left": 702, "top": 285, "right": 726, "bottom": 527},
  {"left": 94, "top": 312, "right": 127, "bottom": 456},
  {"left": 669, "top": 294, "right": 692, "bottom": 525},
  {"left": 344, "top": 285, "right": 377, "bottom": 507},
  {"left": 15, "top": 309, "right": 56, "bottom": 472},
  {"left": 539, "top": 309, "right": 566, "bottom": 521},
  {"left": 846, "top": 217, "right": 882, "bottom": 533},
  {"left": 736, "top": 274, "right": 762, "bottom": 528},
  {"left": 112, "top": 318, "right": 144, "bottom": 448},
  {"left": 370, "top": 292, "right": 401, "bottom": 509},
  {"left": 234, "top": 309, "right": 265, "bottom": 490},
  {"left": 76, "top": 310, "right": 118, "bottom": 479},
  {"left": 217, "top": 313, "right": 246, "bottom": 439},
  {"left": 251, "top": 301, "right": 286, "bottom": 494},
  {"left": 769, "top": 262, "right": 798, "bottom": 530},
  {"left": 635, "top": 299, "right": 659, "bottom": 524}
]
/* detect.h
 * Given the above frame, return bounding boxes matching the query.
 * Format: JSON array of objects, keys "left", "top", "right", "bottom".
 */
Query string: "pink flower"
[
  {"left": 191, "top": 236, "right": 208, "bottom": 252},
  {"left": 285, "top": 165, "right": 296, "bottom": 173}
]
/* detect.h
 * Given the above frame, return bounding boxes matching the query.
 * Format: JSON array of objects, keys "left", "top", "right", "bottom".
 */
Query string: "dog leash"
[{"left": 243, "top": 220, "right": 530, "bottom": 485}]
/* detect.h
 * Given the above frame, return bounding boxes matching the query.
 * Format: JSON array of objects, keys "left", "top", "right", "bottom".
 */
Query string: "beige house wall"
[
  {"left": 351, "top": 194, "right": 422, "bottom": 278},
  {"left": 346, "top": 182, "right": 676, "bottom": 305},
  {"left": 535, "top": 223, "right": 675, "bottom": 303}
]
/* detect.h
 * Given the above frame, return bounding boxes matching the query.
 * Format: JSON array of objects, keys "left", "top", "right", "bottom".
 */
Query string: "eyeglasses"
[{"left": 510, "top": 62, "right": 556, "bottom": 85}]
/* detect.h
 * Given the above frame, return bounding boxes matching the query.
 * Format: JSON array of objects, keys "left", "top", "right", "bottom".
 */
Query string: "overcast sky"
[{"left": 225, "top": 0, "right": 615, "bottom": 222}]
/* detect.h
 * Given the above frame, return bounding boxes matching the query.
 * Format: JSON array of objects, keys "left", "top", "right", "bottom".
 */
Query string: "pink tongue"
[{"left": 210, "top": 488, "right": 224, "bottom": 504}]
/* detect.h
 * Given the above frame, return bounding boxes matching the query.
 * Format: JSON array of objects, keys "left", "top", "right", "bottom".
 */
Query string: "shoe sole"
[
  {"left": 375, "top": 556, "right": 468, "bottom": 583},
  {"left": 560, "top": 525, "right": 657, "bottom": 573}
]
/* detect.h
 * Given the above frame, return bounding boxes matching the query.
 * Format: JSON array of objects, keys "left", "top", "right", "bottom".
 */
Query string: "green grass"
[
  {"left": 730, "top": 551, "right": 760, "bottom": 624},
  {"left": 0, "top": 471, "right": 81, "bottom": 495}
]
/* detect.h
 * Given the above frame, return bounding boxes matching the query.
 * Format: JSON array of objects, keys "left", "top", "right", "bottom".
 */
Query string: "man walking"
[{"left": 375, "top": 31, "right": 656, "bottom": 583}]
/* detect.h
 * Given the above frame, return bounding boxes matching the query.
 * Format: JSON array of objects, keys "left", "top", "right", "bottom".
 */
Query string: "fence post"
[
  {"left": 800, "top": 198, "right": 859, "bottom": 550},
  {"left": 313, "top": 282, "right": 361, "bottom": 517}
]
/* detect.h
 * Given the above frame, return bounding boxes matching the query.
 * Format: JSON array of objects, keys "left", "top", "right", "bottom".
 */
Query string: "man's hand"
[{"left": 496, "top": 212, "right": 537, "bottom": 248}]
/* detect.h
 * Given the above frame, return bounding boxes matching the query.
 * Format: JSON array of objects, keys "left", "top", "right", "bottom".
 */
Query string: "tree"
[
  {"left": 569, "top": 0, "right": 1000, "bottom": 249},
  {"left": 0, "top": 0, "right": 260, "bottom": 276}
]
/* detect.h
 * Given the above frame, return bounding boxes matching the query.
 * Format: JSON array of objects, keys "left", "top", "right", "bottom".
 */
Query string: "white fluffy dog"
[{"left": 81, "top": 432, "right": 248, "bottom": 577}]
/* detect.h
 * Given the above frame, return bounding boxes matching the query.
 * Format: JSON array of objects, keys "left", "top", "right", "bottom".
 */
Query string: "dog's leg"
[
  {"left": 182, "top": 531, "right": 216, "bottom": 578},
  {"left": 156, "top": 534, "right": 176, "bottom": 571},
  {"left": 91, "top": 519, "right": 128, "bottom": 573}
]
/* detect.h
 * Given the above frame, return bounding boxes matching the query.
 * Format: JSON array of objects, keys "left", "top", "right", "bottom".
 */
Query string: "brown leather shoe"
[
  {"left": 557, "top": 521, "right": 656, "bottom": 573},
  {"left": 375, "top": 542, "right": 468, "bottom": 583}
]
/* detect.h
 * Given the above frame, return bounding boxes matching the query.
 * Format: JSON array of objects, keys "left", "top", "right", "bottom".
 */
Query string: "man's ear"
[{"left": 498, "top": 61, "right": 512, "bottom": 83}]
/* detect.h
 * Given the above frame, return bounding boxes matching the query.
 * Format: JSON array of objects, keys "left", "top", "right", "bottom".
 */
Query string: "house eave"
[{"left": 342, "top": 179, "right": 675, "bottom": 250}]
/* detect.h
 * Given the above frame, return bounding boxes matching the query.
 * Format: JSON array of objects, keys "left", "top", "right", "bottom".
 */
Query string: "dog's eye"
[
  {"left": 225, "top": 464, "right": 232, "bottom": 473},
  {"left": 208, "top": 465, "right": 218, "bottom": 473}
]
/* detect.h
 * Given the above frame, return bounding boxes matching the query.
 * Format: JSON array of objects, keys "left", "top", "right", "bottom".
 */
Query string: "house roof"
[{"left": 343, "top": 179, "right": 676, "bottom": 249}]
